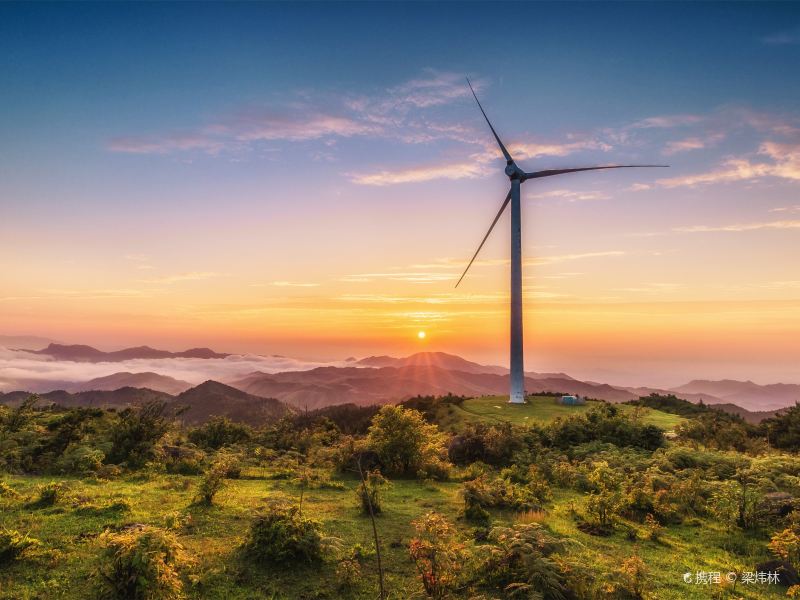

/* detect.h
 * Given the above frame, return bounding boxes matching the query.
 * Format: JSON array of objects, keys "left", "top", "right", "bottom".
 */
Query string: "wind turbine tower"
[{"left": 456, "top": 79, "right": 666, "bottom": 404}]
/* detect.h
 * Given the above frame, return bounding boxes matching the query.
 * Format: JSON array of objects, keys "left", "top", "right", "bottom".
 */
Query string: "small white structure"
[{"left": 558, "top": 394, "right": 585, "bottom": 406}]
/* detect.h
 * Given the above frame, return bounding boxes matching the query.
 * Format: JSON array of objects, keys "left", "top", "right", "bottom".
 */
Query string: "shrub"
[
  {"left": 187, "top": 417, "right": 252, "bottom": 450},
  {"left": 31, "top": 481, "right": 67, "bottom": 508},
  {"left": 357, "top": 470, "right": 388, "bottom": 515},
  {"left": 54, "top": 444, "right": 105, "bottom": 475},
  {"left": 544, "top": 404, "right": 664, "bottom": 452},
  {"left": 366, "top": 405, "right": 448, "bottom": 477},
  {"left": 0, "top": 481, "right": 20, "bottom": 500},
  {"left": 335, "top": 558, "right": 362, "bottom": 591},
  {"left": 242, "top": 505, "right": 325, "bottom": 565},
  {"left": 409, "top": 512, "right": 466, "bottom": 599},
  {"left": 448, "top": 422, "right": 527, "bottom": 467},
  {"left": 461, "top": 474, "right": 547, "bottom": 523},
  {"left": 93, "top": 525, "right": 189, "bottom": 600},
  {"left": 583, "top": 462, "right": 622, "bottom": 533},
  {"left": 709, "top": 473, "right": 765, "bottom": 529},
  {"left": 616, "top": 552, "right": 649, "bottom": 599},
  {"left": 643, "top": 513, "right": 664, "bottom": 541},
  {"left": 195, "top": 454, "right": 237, "bottom": 505},
  {"left": 769, "top": 528, "right": 800, "bottom": 566},
  {"left": 0, "top": 528, "right": 41, "bottom": 565},
  {"left": 476, "top": 523, "right": 566, "bottom": 600},
  {"left": 106, "top": 402, "right": 171, "bottom": 468},
  {"left": 166, "top": 457, "right": 204, "bottom": 476}
]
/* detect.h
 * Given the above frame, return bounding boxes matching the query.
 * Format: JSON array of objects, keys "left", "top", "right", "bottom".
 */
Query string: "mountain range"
[
  {"left": 0, "top": 380, "right": 292, "bottom": 426},
  {"left": 21, "top": 343, "right": 229, "bottom": 362},
  {"left": 3, "top": 340, "right": 799, "bottom": 421}
]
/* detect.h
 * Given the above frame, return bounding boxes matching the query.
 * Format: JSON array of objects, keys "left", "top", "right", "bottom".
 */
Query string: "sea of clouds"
[{"left": 0, "top": 346, "right": 351, "bottom": 392}]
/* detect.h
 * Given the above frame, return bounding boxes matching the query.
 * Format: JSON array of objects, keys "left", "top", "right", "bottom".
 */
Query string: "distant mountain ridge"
[
  {"left": 671, "top": 379, "right": 800, "bottom": 411},
  {"left": 0, "top": 380, "right": 293, "bottom": 426},
  {"left": 356, "top": 352, "right": 508, "bottom": 375},
  {"left": 66, "top": 372, "right": 193, "bottom": 395},
  {"left": 23, "top": 343, "right": 229, "bottom": 362},
  {"left": 5, "top": 340, "right": 799, "bottom": 419}
]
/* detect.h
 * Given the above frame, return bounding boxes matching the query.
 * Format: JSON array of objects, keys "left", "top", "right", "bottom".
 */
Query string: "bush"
[
  {"left": 242, "top": 505, "right": 325, "bottom": 565},
  {"left": 476, "top": 523, "right": 566, "bottom": 600},
  {"left": 0, "top": 481, "right": 20, "bottom": 500},
  {"left": 461, "top": 474, "right": 547, "bottom": 523},
  {"left": 544, "top": 404, "right": 664, "bottom": 452},
  {"left": 187, "top": 417, "right": 252, "bottom": 450},
  {"left": 409, "top": 512, "right": 466, "bottom": 599},
  {"left": 0, "top": 528, "right": 40, "bottom": 565},
  {"left": 93, "top": 525, "right": 190, "bottom": 600},
  {"left": 357, "top": 470, "right": 388, "bottom": 515},
  {"left": 31, "top": 481, "right": 67, "bottom": 508},
  {"left": 586, "top": 461, "right": 622, "bottom": 534},
  {"left": 448, "top": 422, "right": 527, "bottom": 467},
  {"left": 335, "top": 558, "right": 362, "bottom": 591},
  {"left": 366, "top": 405, "right": 448, "bottom": 477},
  {"left": 195, "top": 454, "right": 237, "bottom": 505},
  {"left": 106, "top": 402, "right": 171, "bottom": 468},
  {"left": 54, "top": 444, "right": 105, "bottom": 475}
]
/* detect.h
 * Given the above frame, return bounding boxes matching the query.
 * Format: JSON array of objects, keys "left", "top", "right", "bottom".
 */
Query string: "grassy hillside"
[
  {"left": 0, "top": 468, "right": 784, "bottom": 599},
  {"left": 436, "top": 395, "right": 686, "bottom": 431},
  {"left": 1, "top": 396, "right": 795, "bottom": 600}
]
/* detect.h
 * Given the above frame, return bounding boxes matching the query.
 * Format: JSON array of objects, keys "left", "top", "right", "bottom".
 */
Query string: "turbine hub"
[{"left": 505, "top": 163, "right": 523, "bottom": 180}]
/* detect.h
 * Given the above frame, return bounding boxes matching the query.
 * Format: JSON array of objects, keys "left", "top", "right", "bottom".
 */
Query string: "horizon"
[
  {"left": 2, "top": 335, "right": 798, "bottom": 390},
  {"left": 2, "top": 3, "right": 799, "bottom": 389}
]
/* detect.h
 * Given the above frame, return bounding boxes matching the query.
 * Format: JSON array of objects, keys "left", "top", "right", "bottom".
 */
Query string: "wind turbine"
[{"left": 456, "top": 79, "right": 667, "bottom": 404}]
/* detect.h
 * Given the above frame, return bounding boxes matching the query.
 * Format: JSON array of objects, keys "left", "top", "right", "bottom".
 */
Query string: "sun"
[{"left": 417, "top": 331, "right": 426, "bottom": 340}]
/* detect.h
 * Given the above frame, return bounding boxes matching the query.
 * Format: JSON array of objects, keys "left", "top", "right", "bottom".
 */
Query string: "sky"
[{"left": 1, "top": 2, "right": 799, "bottom": 387}]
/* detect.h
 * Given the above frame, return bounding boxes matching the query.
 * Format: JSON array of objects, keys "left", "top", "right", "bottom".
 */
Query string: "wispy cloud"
[
  {"left": 343, "top": 272, "right": 456, "bottom": 284},
  {"left": 530, "top": 189, "right": 610, "bottom": 202},
  {"left": 109, "top": 70, "right": 482, "bottom": 156},
  {"left": 527, "top": 251, "right": 626, "bottom": 266},
  {"left": 658, "top": 141, "right": 800, "bottom": 188},
  {"left": 633, "top": 219, "right": 800, "bottom": 237},
  {"left": 762, "top": 27, "right": 800, "bottom": 45},
  {"left": 140, "top": 272, "right": 222, "bottom": 284},
  {"left": 272, "top": 281, "right": 320, "bottom": 288},
  {"left": 771, "top": 205, "right": 800, "bottom": 213},
  {"left": 629, "top": 114, "right": 704, "bottom": 130},
  {"left": 675, "top": 220, "right": 800, "bottom": 233},
  {"left": 108, "top": 133, "right": 228, "bottom": 155},
  {"left": 350, "top": 138, "right": 610, "bottom": 186},
  {"left": 663, "top": 137, "right": 707, "bottom": 155},
  {"left": 348, "top": 159, "right": 487, "bottom": 186}
]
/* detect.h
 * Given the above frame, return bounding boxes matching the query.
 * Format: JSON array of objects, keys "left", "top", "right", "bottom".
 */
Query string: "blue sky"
[{"left": 1, "top": 2, "right": 799, "bottom": 385}]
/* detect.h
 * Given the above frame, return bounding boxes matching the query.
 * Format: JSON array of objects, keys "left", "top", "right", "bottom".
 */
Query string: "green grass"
[
  {"left": 0, "top": 469, "right": 782, "bottom": 599},
  {"left": 438, "top": 395, "right": 686, "bottom": 431}
]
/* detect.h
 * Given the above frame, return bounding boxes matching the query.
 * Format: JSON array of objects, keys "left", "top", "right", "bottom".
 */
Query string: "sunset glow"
[{"left": 1, "top": 3, "right": 798, "bottom": 387}]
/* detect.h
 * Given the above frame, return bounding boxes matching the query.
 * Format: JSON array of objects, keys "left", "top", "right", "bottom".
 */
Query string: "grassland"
[
  {"left": 0, "top": 467, "right": 781, "bottom": 599},
  {"left": 434, "top": 395, "right": 686, "bottom": 432},
  {"left": 0, "top": 395, "right": 787, "bottom": 599}
]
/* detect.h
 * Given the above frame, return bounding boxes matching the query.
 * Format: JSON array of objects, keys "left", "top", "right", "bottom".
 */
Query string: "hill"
[
  {"left": 0, "top": 381, "right": 293, "bottom": 426},
  {"left": 67, "top": 371, "right": 193, "bottom": 395},
  {"left": 672, "top": 379, "right": 800, "bottom": 411},
  {"left": 23, "top": 343, "right": 229, "bottom": 362},
  {"left": 228, "top": 364, "right": 639, "bottom": 410},
  {"left": 426, "top": 395, "right": 686, "bottom": 432},
  {"left": 0, "top": 386, "right": 174, "bottom": 409},
  {"left": 172, "top": 380, "right": 293, "bottom": 426},
  {"left": 356, "top": 351, "right": 508, "bottom": 375}
]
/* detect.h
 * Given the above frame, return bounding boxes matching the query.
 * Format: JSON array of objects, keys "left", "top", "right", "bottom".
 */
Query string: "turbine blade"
[
  {"left": 455, "top": 188, "right": 513, "bottom": 288},
  {"left": 524, "top": 164, "right": 669, "bottom": 180},
  {"left": 466, "top": 77, "right": 513, "bottom": 164}
]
